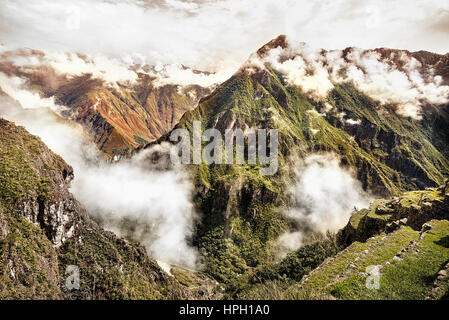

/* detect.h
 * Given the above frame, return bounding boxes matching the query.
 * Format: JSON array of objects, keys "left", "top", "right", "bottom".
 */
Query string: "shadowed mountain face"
[
  {"left": 148, "top": 36, "right": 449, "bottom": 287},
  {"left": 1, "top": 35, "right": 449, "bottom": 299}
]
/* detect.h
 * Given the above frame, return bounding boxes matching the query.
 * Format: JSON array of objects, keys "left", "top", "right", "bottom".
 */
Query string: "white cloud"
[
  {"left": 0, "top": 73, "right": 58, "bottom": 109},
  {"left": 253, "top": 41, "right": 449, "bottom": 119},
  {"left": 278, "top": 153, "right": 373, "bottom": 252},
  {"left": 2, "top": 0, "right": 449, "bottom": 82},
  {"left": 45, "top": 52, "right": 138, "bottom": 84},
  {"left": 0, "top": 75, "right": 200, "bottom": 269}
]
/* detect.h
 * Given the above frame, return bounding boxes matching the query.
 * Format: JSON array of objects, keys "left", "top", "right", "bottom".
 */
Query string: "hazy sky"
[{"left": 1, "top": 0, "right": 449, "bottom": 74}]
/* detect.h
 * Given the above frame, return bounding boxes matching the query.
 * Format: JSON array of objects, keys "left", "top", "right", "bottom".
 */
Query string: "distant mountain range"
[{"left": 0, "top": 49, "right": 212, "bottom": 155}]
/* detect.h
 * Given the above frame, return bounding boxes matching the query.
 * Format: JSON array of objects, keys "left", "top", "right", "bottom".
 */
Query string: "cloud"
[
  {"left": 278, "top": 153, "right": 373, "bottom": 253},
  {"left": 253, "top": 40, "right": 449, "bottom": 119},
  {"left": 136, "top": 63, "right": 228, "bottom": 87},
  {"left": 0, "top": 46, "right": 226, "bottom": 89},
  {"left": 44, "top": 52, "right": 138, "bottom": 84},
  {"left": 0, "top": 73, "right": 58, "bottom": 109},
  {"left": 428, "top": 9, "right": 449, "bottom": 34},
  {"left": 2, "top": 0, "right": 449, "bottom": 84},
  {"left": 0, "top": 74, "right": 200, "bottom": 269},
  {"left": 71, "top": 143, "right": 200, "bottom": 269}
]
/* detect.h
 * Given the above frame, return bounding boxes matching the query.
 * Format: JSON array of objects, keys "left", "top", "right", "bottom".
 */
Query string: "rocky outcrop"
[
  {"left": 15, "top": 165, "right": 88, "bottom": 247},
  {"left": 0, "top": 118, "right": 87, "bottom": 246},
  {"left": 338, "top": 180, "right": 449, "bottom": 247},
  {"left": 0, "top": 117, "right": 217, "bottom": 299},
  {"left": 426, "top": 261, "right": 449, "bottom": 300}
]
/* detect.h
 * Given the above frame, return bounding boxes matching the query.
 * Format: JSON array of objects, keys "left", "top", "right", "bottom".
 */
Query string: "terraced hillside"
[
  {"left": 288, "top": 219, "right": 449, "bottom": 299},
  {"left": 288, "top": 181, "right": 449, "bottom": 300}
]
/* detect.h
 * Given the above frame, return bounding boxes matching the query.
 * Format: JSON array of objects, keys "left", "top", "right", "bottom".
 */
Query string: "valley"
[{"left": 0, "top": 35, "right": 448, "bottom": 300}]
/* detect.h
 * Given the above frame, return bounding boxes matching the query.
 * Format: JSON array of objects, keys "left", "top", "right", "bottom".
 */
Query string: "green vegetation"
[
  {"left": 286, "top": 220, "right": 449, "bottom": 300},
  {"left": 0, "top": 119, "right": 68, "bottom": 207},
  {"left": 339, "top": 185, "right": 448, "bottom": 245},
  {"left": 275, "top": 233, "right": 341, "bottom": 282},
  {"left": 172, "top": 66, "right": 449, "bottom": 290},
  {"left": 0, "top": 209, "right": 61, "bottom": 299},
  {"left": 58, "top": 221, "right": 178, "bottom": 300},
  {"left": 329, "top": 83, "right": 449, "bottom": 191},
  {"left": 236, "top": 233, "right": 341, "bottom": 299},
  {"left": 133, "top": 135, "right": 150, "bottom": 146},
  {"left": 2, "top": 46, "right": 449, "bottom": 300},
  {"left": 0, "top": 145, "right": 40, "bottom": 203},
  {"left": 0, "top": 118, "right": 190, "bottom": 300}
]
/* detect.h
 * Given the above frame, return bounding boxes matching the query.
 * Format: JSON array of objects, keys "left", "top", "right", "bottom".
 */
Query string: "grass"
[
  {"left": 0, "top": 207, "right": 61, "bottom": 299},
  {"left": 57, "top": 222, "right": 176, "bottom": 300},
  {"left": 171, "top": 65, "right": 449, "bottom": 288},
  {"left": 284, "top": 220, "right": 449, "bottom": 300}
]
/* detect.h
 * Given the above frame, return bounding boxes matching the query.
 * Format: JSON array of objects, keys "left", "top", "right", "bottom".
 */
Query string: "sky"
[
  {"left": 1, "top": 0, "right": 449, "bottom": 77},
  {"left": 1, "top": 0, "right": 449, "bottom": 266}
]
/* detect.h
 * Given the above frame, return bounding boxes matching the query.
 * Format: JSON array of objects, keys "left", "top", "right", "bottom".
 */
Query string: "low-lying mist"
[
  {"left": 0, "top": 85, "right": 200, "bottom": 269},
  {"left": 277, "top": 153, "right": 373, "bottom": 255}
]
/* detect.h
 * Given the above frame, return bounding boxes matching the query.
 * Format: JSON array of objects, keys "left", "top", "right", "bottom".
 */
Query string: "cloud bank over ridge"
[{"left": 1, "top": 0, "right": 449, "bottom": 86}]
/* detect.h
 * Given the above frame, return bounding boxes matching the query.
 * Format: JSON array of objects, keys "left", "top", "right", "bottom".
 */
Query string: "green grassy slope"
[
  {"left": 286, "top": 219, "right": 449, "bottom": 300},
  {"left": 237, "top": 181, "right": 449, "bottom": 300},
  {"left": 155, "top": 64, "right": 449, "bottom": 289}
]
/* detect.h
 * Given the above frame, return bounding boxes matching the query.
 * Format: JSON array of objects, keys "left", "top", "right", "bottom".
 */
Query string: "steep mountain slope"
[
  {"left": 0, "top": 117, "right": 220, "bottom": 299},
  {"left": 54, "top": 74, "right": 209, "bottom": 155},
  {"left": 2, "top": 35, "right": 448, "bottom": 300},
  {"left": 0, "top": 50, "right": 211, "bottom": 156},
  {"left": 288, "top": 182, "right": 449, "bottom": 300},
  {"left": 148, "top": 35, "right": 449, "bottom": 289},
  {"left": 235, "top": 181, "right": 449, "bottom": 300}
]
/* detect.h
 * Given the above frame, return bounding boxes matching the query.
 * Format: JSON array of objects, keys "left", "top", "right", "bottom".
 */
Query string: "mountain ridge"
[
  {"left": 142, "top": 36, "right": 449, "bottom": 292},
  {"left": 1, "top": 35, "right": 449, "bottom": 299},
  {"left": 0, "top": 117, "right": 221, "bottom": 299}
]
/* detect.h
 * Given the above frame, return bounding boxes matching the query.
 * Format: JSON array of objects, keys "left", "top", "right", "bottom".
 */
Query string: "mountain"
[
  {"left": 0, "top": 49, "right": 211, "bottom": 156},
  {"left": 0, "top": 117, "right": 221, "bottom": 299},
  {"left": 53, "top": 74, "right": 210, "bottom": 155},
  {"left": 239, "top": 181, "right": 449, "bottom": 299},
  {"left": 147, "top": 35, "right": 449, "bottom": 293},
  {"left": 1, "top": 35, "right": 449, "bottom": 300}
]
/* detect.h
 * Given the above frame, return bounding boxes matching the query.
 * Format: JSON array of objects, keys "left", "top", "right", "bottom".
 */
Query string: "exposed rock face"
[
  {"left": 338, "top": 180, "right": 449, "bottom": 247},
  {"left": 0, "top": 51, "right": 211, "bottom": 156},
  {"left": 54, "top": 74, "right": 210, "bottom": 155},
  {"left": 0, "top": 118, "right": 87, "bottom": 246},
  {"left": 0, "top": 206, "right": 8, "bottom": 240},
  {"left": 426, "top": 261, "right": 449, "bottom": 300}
]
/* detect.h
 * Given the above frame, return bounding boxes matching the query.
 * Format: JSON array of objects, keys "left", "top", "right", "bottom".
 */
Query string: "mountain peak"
[{"left": 257, "top": 34, "right": 289, "bottom": 57}]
